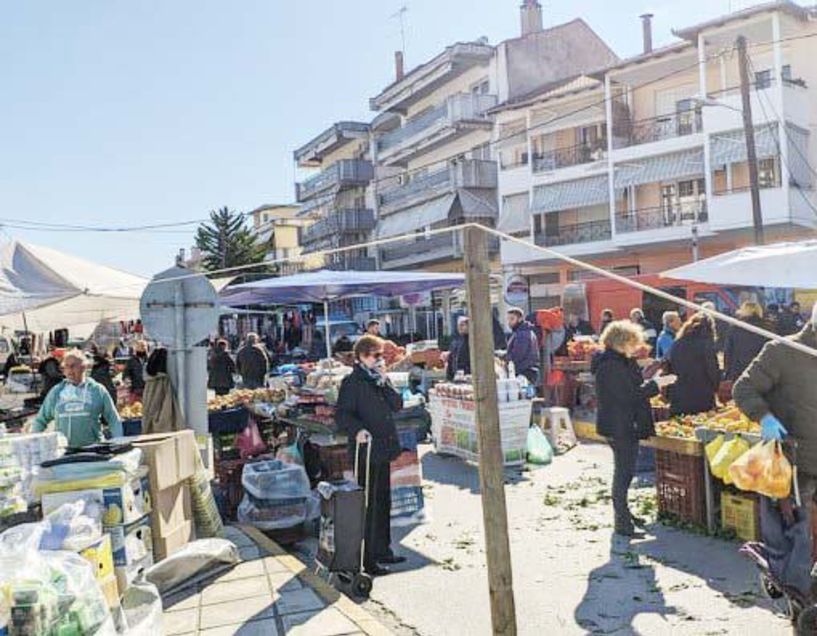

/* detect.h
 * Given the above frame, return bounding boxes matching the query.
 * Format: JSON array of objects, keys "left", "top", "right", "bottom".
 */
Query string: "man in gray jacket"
[{"left": 733, "top": 304, "right": 817, "bottom": 600}]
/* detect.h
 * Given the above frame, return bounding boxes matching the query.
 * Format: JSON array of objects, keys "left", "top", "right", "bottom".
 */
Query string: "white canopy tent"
[
  {"left": 0, "top": 240, "right": 148, "bottom": 334},
  {"left": 662, "top": 240, "right": 817, "bottom": 290}
]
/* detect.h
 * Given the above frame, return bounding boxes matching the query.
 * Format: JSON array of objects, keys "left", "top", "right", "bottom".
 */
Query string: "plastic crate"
[
  {"left": 391, "top": 485, "right": 424, "bottom": 519},
  {"left": 655, "top": 449, "right": 706, "bottom": 527},
  {"left": 208, "top": 407, "right": 250, "bottom": 434},
  {"left": 721, "top": 491, "right": 760, "bottom": 542},
  {"left": 318, "top": 444, "right": 351, "bottom": 482},
  {"left": 122, "top": 419, "right": 142, "bottom": 437}
]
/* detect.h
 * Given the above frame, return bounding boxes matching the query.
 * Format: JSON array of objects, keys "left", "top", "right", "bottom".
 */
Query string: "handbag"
[{"left": 237, "top": 417, "right": 267, "bottom": 459}]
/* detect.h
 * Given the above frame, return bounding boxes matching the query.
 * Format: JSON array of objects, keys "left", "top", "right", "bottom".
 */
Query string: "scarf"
[{"left": 359, "top": 363, "right": 386, "bottom": 387}]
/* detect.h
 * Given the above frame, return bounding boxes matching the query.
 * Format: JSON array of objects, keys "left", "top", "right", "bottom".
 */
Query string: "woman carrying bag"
[
  {"left": 592, "top": 321, "right": 676, "bottom": 537},
  {"left": 336, "top": 335, "right": 404, "bottom": 576}
]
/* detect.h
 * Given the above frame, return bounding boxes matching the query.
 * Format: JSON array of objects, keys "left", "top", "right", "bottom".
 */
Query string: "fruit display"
[
  {"left": 207, "top": 387, "right": 288, "bottom": 412},
  {"left": 655, "top": 404, "right": 760, "bottom": 440},
  {"left": 382, "top": 340, "right": 407, "bottom": 367},
  {"left": 305, "top": 359, "right": 352, "bottom": 391},
  {"left": 119, "top": 401, "right": 143, "bottom": 420},
  {"left": 567, "top": 339, "right": 603, "bottom": 362}
]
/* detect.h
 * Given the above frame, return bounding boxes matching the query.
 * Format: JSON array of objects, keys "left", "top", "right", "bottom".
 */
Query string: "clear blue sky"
[{"left": 1, "top": 0, "right": 756, "bottom": 275}]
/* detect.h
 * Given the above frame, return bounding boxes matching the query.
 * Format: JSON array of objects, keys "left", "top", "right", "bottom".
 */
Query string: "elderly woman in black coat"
[
  {"left": 592, "top": 321, "right": 676, "bottom": 536},
  {"left": 667, "top": 313, "right": 721, "bottom": 416},
  {"left": 336, "top": 335, "right": 404, "bottom": 575}
]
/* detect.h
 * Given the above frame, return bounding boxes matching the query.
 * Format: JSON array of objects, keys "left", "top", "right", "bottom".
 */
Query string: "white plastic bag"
[
  {"left": 241, "top": 460, "right": 310, "bottom": 500},
  {"left": 121, "top": 581, "right": 164, "bottom": 636},
  {"left": 145, "top": 539, "right": 239, "bottom": 594},
  {"left": 236, "top": 494, "right": 308, "bottom": 530}
]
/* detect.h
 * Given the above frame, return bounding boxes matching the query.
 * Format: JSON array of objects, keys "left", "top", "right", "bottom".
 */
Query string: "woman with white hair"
[{"left": 31, "top": 349, "right": 123, "bottom": 448}]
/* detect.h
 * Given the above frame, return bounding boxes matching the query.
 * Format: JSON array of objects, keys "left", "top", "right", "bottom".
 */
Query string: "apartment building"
[
  {"left": 368, "top": 1, "right": 618, "bottom": 272},
  {"left": 293, "top": 122, "right": 376, "bottom": 271},
  {"left": 497, "top": 1, "right": 817, "bottom": 310},
  {"left": 250, "top": 203, "right": 316, "bottom": 275}
]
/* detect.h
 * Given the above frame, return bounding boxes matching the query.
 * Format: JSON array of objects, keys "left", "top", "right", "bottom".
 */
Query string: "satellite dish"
[{"left": 140, "top": 266, "right": 219, "bottom": 348}]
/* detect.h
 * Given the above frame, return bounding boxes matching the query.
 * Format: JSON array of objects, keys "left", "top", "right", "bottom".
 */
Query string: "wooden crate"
[{"left": 655, "top": 449, "right": 706, "bottom": 527}]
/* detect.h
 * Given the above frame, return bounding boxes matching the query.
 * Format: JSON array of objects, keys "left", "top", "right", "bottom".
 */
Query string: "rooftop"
[
  {"left": 673, "top": 0, "right": 810, "bottom": 41},
  {"left": 489, "top": 74, "right": 604, "bottom": 113}
]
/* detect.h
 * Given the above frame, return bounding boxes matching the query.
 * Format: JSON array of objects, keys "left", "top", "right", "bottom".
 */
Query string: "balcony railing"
[
  {"left": 618, "top": 110, "right": 703, "bottom": 148},
  {"left": 378, "top": 159, "right": 497, "bottom": 211},
  {"left": 301, "top": 208, "right": 375, "bottom": 245},
  {"left": 325, "top": 256, "right": 377, "bottom": 271},
  {"left": 380, "top": 233, "right": 454, "bottom": 262},
  {"left": 296, "top": 159, "right": 373, "bottom": 202},
  {"left": 616, "top": 201, "right": 708, "bottom": 233},
  {"left": 532, "top": 140, "right": 607, "bottom": 173},
  {"left": 377, "top": 93, "right": 497, "bottom": 153},
  {"left": 534, "top": 219, "right": 611, "bottom": 247}
]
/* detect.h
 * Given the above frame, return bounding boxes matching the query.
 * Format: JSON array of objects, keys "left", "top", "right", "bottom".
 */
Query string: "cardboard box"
[
  {"left": 77, "top": 534, "right": 115, "bottom": 581},
  {"left": 42, "top": 469, "right": 151, "bottom": 525},
  {"left": 152, "top": 519, "right": 194, "bottom": 562},
  {"left": 114, "top": 552, "right": 154, "bottom": 595},
  {"left": 107, "top": 515, "right": 153, "bottom": 567},
  {"left": 152, "top": 481, "right": 192, "bottom": 536},
  {"left": 131, "top": 430, "right": 196, "bottom": 491},
  {"left": 99, "top": 573, "right": 120, "bottom": 610}
]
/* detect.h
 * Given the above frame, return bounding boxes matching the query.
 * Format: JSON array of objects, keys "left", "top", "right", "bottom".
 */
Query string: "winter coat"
[
  {"left": 592, "top": 349, "right": 659, "bottom": 441},
  {"left": 446, "top": 334, "right": 471, "bottom": 380},
  {"left": 123, "top": 354, "right": 147, "bottom": 392},
  {"left": 208, "top": 350, "right": 236, "bottom": 391},
  {"left": 142, "top": 372, "right": 185, "bottom": 434},
  {"left": 90, "top": 355, "right": 117, "bottom": 404},
  {"left": 723, "top": 316, "right": 771, "bottom": 382},
  {"left": 667, "top": 332, "right": 720, "bottom": 416},
  {"left": 236, "top": 344, "right": 269, "bottom": 389},
  {"left": 638, "top": 318, "right": 658, "bottom": 348},
  {"left": 734, "top": 324, "right": 817, "bottom": 473},
  {"left": 655, "top": 328, "right": 676, "bottom": 360},
  {"left": 336, "top": 364, "right": 403, "bottom": 463},
  {"left": 507, "top": 321, "right": 539, "bottom": 376},
  {"left": 39, "top": 357, "right": 64, "bottom": 399}
]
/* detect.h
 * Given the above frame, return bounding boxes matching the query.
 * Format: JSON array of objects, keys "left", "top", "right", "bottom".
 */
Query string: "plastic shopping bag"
[
  {"left": 729, "top": 440, "right": 792, "bottom": 499},
  {"left": 237, "top": 417, "right": 267, "bottom": 459},
  {"left": 710, "top": 435, "right": 751, "bottom": 483},
  {"left": 526, "top": 426, "right": 553, "bottom": 465},
  {"left": 705, "top": 434, "right": 725, "bottom": 465}
]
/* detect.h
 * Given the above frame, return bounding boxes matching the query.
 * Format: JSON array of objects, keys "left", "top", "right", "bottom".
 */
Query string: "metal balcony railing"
[
  {"left": 325, "top": 256, "right": 377, "bottom": 271},
  {"left": 532, "top": 140, "right": 607, "bottom": 173},
  {"left": 616, "top": 201, "right": 708, "bottom": 233},
  {"left": 619, "top": 109, "right": 703, "bottom": 147},
  {"left": 377, "top": 93, "right": 497, "bottom": 153},
  {"left": 378, "top": 159, "right": 497, "bottom": 210},
  {"left": 534, "top": 219, "right": 611, "bottom": 247},
  {"left": 296, "top": 159, "right": 373, "bottom": 202},
  {"left": 380, "top": 233, "right": 454, "bottom": 262},
  {"left": 301, "top": 209, "right": 375, "bottom": 245}
]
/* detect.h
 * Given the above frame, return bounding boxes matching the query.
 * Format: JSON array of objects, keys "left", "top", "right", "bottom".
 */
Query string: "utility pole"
[
  {"left": 737, "top": 35, "right": 765, "bottom": 245},
  {"left": 463, "top": 226, "right": 517, "bottom": 636}
]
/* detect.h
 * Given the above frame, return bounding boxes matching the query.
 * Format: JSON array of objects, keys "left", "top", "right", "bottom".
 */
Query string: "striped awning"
[
  {"left": 376, "top": 194, "right": 456, "bottom": 238},
  {"left": 614, "top": 148, "right": 705, "bottom": 189},
  {"left": 497, "top": 192, "right": 530, "bottom": 233},
  {"left": 786, "top": 123, "right": 812, "bottom": 189},
  {"left": 710, "top": 124, "right": 778, "bottom": 167},
  {"left": 532, "top": 175, "right": 609, "bottom": 214}
]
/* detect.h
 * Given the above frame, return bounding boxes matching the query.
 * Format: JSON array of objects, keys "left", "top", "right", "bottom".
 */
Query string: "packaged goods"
[{"left": 237, "top": 460, "right": 310, "bottom": 530}]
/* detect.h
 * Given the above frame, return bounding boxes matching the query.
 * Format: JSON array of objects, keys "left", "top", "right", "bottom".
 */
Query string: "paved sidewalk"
[{"left": 163, "top": 525, "right": 392, "bottom": 636}]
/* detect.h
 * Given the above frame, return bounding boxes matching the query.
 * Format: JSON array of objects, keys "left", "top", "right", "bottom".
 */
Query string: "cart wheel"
[
  {"left": 796, "top": 605, "right": 817, "bottom": 634},
  {"left": 760, "top": 573, "right": 784, "bottom": 600},
  {"left": 352, "top": 573, "right": 373, "bottom": 598},
  {"left": 336, "top": 571, "right": 353, "bottom": 585}
]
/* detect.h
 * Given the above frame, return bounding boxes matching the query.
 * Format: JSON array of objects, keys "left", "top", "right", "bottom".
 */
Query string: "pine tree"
[{"left": 194, "top": 207, "right": 265, "bottom": 272}]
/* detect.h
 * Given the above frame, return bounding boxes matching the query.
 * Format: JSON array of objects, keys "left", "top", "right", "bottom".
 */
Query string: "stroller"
[
  {"left": 314, "top": 441, "right": 373, "bottom": 598},
  {"left": 739, "top": 440, "right": 817, "bottom": 633}
]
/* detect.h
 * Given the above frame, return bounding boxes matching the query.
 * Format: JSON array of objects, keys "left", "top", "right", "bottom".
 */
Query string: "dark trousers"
[
  {"left": 356, "top": 453, "right": 392, "bottom": 569},
  {"left": 609, "top": 438, "right": 639, "bottom": 527},
  {"left": 214, "top": 387, "right": 231, "bottom": 396}
]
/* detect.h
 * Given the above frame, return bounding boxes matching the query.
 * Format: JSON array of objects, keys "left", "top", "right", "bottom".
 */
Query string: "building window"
[
  {"left": 471, "top": 80, "right": 490, "bottom": 96},
  {"left": 472, "top": 143, "right": 490, "bottom": 161},
  {"left": 755, "top": 69, "right": 772, "bottom": 90},
  {"left": 758, "top": 157, "right": 778, "bottom": 188}
]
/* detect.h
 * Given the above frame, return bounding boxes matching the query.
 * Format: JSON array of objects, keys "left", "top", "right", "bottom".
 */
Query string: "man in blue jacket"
[
  {"left": 655, "top": 311, "right": 681, "bottom": 360},
  {"left": 506, "top": 307, "right": 540, "bottom": 385}
]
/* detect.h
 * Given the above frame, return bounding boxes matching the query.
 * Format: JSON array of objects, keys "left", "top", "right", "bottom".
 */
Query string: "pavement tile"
[
  {"left": 239, "top": 545, "right": 262, "bottom": 561},
  {"left": 262, "top": 556, "right": 291, "bottom": 574},
  {"left": 198, "top": 617, "right": 280, "bottom": 636},
  {"left": 164, "top": 591, "right": 201, "bottom": 612},
  {"left": 199, "top": 596, "right": 277, "bottom": 630},
  {"left": 223, "top": 528, "right": 256, "bottom": 549},
  {"left": 201, "top": 576, "right": 272, "bottom": 606},
  {"left": 214, "top": 559, "right": 267, "bottom": 582},
  {"left": 164, "top": 607, "right": 198, "bottom": 635},
  {"left": 280, "top": 608, "right": 361, "bottom": 635},
  {"left": 268, "top": 571, "right": 304, "bottom": 593},
  {"left": 274, "top": 588, "right": 326, "bottom": 616}
]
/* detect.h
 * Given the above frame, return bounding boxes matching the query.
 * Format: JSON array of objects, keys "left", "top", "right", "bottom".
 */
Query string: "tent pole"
[{"left": 323, "top": 300, "right": 331, "bottom": 360}]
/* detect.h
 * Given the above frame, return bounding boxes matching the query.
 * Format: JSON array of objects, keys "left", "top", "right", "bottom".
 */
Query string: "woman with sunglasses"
[{"left": 336, "top": 335, "right": 404, "bottom": 576}]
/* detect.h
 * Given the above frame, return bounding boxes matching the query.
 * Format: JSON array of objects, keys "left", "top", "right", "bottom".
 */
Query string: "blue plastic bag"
[{"left": 526, "top": 426, "right": 553, "bottom": 465}]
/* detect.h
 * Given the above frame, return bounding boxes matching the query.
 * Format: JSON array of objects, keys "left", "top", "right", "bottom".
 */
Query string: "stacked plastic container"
[{"left": 237, "top": 460, "right": 311, "bottom": 530}]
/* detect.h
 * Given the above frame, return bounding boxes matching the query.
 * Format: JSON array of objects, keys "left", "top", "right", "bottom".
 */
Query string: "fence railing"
[
  {"left": 616, "top": 201, "right": 708, "bottom": 233},
  {"left": 296, "top": 160, "right": 373, "bottom": 202},
  {"left": 301, "top": 209, "right": 375, "bottom": 244},
  {"left": 534, "top": 219, "right": 611, "bottom": 247},
  {"left": 619, "top": 110, "right": 703, "bottom": 147},
  {"left": 532, "top": 140, "right": 606, "bottom": 173}
]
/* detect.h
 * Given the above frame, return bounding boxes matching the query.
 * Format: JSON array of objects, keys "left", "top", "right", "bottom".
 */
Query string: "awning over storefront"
[
  {"left": 532, "top": 175, "right": 609, "bottom": 214},
  {"left": 497, "top": 192, "right": 530, "bottom": 233},
  {"left": 614, "top": 148, "right": 705, "bottom": 189},
  {"left": 709, "top": 124, "right": 778, "bottom": 167},
  {"left": 376, "top": 194, "right": 456, "bottom": 238}
]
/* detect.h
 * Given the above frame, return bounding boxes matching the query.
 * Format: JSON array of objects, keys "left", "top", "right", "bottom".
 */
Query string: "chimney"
[
  {"left": 640, "top": 13, "right": 653, "bottom": 54},
  {"left": 394, "top": 50, "right": 404, "bottom": 81},
  {"left": 520, "top": 0, "right": 543, "bottom": 37}
]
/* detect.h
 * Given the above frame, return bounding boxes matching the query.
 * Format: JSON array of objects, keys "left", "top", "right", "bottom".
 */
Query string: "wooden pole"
[
  {"left": 463, "top": 226, "right": 517, "bottom": 636},
  {"left": 737, "top": 35, "right": 765, "bottom": 245}
]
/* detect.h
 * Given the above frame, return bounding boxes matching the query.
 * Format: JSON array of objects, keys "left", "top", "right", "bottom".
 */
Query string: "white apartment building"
[
  {"left": 368, "top": 1, "right": 618, "bottom": 272},
  {"left": 496, "top": 1, "right": 817, "bottom": 309}
]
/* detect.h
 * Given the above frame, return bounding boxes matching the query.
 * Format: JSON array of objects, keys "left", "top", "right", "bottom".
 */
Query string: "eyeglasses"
[{"left": 371, "top": 351, "right": 383, "bottom": 360}]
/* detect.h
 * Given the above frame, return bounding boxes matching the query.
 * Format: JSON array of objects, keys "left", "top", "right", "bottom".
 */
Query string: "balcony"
[
  {"left": 301, "top": 209, "right": 375, "bottom": 246},
  {"left": 295, "top": 159, "right": 373, "bottom": 202},
  {"left": 616, "top": 109, "right": 703, "bottom": 149},
  {"left": 534, "top": 219, "right": 612, "bottom": 247},
  {"left": 380, "top": 232, "right": 498, "bottom": 269},
  {"left": 326, "top": 256, "right": 377, "bottom": 271},
  {"left": 703, "top": 78, "right": 810, "bottom": 134},
  {"left": 616, "top": 201, "right": 708, "bottom": 234},
  {"left": 379, "top": 159, "right": 497, "bottom": 214},
  {"left": 532, "top": 140, "right": 607, "bottom": 174},
  {"left": 376, "top": 93, "right": 497, "bottom": 166}
]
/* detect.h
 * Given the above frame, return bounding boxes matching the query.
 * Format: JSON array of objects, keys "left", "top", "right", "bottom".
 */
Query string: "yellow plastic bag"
[
  {"left": 729, "top": 440, "right": 792, "bottom": 499},
  {"left": 710, "top": 435, "right": 751, "bottom": 482},
  {"left": 705, "top": 435, "right": 725, "bottom": 464}
]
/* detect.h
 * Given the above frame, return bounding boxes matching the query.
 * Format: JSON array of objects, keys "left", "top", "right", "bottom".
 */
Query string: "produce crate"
[
  {"left": 208, "top": 407, "right": 250, "bottom": 434},
  {"left": 391, "top": 485, "right": 424, "bottom": 520},
  {"left": 655, "top": 448, "right": 706, "bottom": 527},
  {"left": 720, "top": 491, "right": 760, "bottom": 541},
  {"left": 318, "top": 444, "right": 351, "bottom": 482}
]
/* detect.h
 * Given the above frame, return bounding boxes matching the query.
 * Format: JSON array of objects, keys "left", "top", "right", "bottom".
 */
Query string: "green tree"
[{"left": 194, "top": 207, "right": 265, "bottom": 272}]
